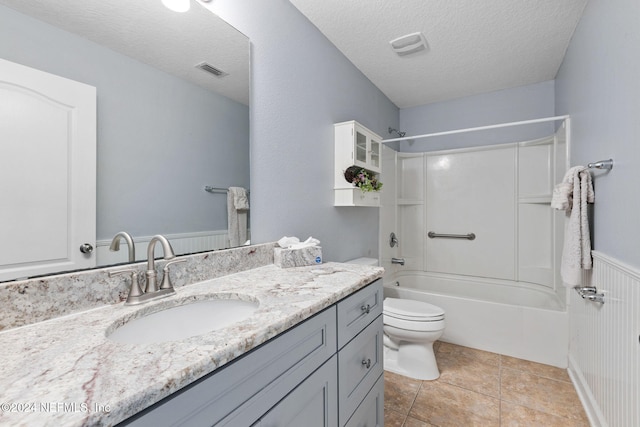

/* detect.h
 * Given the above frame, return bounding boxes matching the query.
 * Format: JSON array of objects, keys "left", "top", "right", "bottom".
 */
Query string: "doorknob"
[{"left": 79, "top": 243, "right": 94, "bottom": 254}]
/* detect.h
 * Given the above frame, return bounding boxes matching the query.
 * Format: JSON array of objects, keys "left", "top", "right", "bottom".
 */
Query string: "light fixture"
[
  {"left": 162, "top": 0, "right": 190, "bottom": 13},
  {"left": 390, "top": 32, "right": 429, "bottom": 56}
]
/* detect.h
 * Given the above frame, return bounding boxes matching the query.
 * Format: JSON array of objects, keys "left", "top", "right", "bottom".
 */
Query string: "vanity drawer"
[
  {"left": 336, "top": 279, "right": 382, "bottom": 349},
  {"left": 344, "top": 373, "right": 384, "bottom": 427},
  {"left": 337, "top": 315, "right": 383, "bottom": 426}
]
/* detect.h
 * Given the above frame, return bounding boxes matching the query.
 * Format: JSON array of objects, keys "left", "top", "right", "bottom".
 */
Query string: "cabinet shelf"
[{"left": 334, "top": 188, "right": 381, "bottom": 207}]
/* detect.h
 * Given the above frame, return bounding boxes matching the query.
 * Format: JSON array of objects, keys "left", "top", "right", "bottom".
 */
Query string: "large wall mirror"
[{"left": 0, "top": 0, "right": 250, "bottom": 281}]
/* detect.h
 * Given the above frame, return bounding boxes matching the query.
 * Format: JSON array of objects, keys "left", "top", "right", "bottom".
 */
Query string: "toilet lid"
[{"left": 384, "top": 298, "right": 445, "bottom": 320}]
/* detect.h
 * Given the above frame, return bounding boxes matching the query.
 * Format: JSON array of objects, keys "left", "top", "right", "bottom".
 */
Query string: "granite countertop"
[{"left": 0, "top": 262, "right": 383, "bottom": 427}]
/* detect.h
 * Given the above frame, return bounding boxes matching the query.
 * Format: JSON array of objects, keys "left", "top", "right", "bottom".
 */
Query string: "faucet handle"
[
  {"left": 161, "top": 259, "right": 186, "bottom": 290},
  {"left": 109, "top": 269, "right": 144, "bottom": 304}
]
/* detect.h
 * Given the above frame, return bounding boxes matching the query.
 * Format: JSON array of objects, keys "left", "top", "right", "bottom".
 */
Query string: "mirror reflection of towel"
[
  {"left": 227, "top": 187, "right": 249, "bottom": 247},
  {"left": 231, "top": 187, "right": 249, "bottom": 211}
]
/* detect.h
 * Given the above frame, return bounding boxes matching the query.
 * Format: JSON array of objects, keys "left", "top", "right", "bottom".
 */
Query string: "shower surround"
[{"left": 379, "top": 130, "right": 569, "bottom": 366}]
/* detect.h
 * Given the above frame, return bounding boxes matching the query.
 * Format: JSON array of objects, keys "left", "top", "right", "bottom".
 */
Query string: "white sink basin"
[{"left": 107, "top": 297, "right": 259, "bottom": 344}]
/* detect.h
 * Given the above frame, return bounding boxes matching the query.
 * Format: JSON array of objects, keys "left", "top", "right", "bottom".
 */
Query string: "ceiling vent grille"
[
  {"left": 390, "top": 32, "right": 428, "bottom": 57},
  {"left": 195, "top": 62, "right": 228, "bottom": 78}
]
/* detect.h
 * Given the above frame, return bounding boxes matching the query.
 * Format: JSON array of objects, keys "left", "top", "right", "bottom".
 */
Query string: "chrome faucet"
[
  {"left": 109, "top": 231, "right": 136, "bottom": 262},
  {"left": 391, "top": 257, "right": 405, "bottom": 266},
  {"left": 145, "top": 235, "right": 176, "bottom": 293}
]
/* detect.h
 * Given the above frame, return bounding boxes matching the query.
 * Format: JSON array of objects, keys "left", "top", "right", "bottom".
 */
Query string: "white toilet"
[
  {"left": 383, "top": 297, "right": 445, "bottom": 380},
  {"left": 343, "top": 257, "right": 445, "bottom": 380}
]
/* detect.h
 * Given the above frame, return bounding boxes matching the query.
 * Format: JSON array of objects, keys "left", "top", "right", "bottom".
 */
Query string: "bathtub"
[{"left": 383, "top": 272, "right": 569, "bottom": 368}]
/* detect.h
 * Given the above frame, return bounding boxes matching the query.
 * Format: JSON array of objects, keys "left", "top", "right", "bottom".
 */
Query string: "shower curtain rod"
[{"left": 381, "top": 115, "right": 570, "bottom": 144}]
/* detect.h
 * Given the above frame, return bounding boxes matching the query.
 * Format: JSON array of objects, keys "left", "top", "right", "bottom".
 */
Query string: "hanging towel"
[
  {"left": 227, "top": 187, "right": 249, "bottom": 247},
  {"left": 231, "top": 187, "right": 249, "bottom": 211},
  {"left": 552, "top": 166, "right": 595, "bottom": 286}
]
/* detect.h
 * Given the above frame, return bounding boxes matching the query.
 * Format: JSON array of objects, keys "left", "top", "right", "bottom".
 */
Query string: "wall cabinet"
[
  {"left": 119, "top": 279, "right": 383, "bottom": 427},
  {"left": 334, "top": 121, "right": 383, "bottom": 207}
]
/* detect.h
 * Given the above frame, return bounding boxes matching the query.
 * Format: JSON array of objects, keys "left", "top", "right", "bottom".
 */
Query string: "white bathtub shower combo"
[{"left": 377, "top": 118, "right": 571, "bottom": 369}]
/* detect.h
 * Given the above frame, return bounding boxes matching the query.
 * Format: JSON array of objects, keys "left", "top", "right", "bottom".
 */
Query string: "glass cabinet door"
[
  {"left": 370, "top": 139, "right": 380, "bottom": 170},
  {"left": 355, "top": 131, "right": 367, "bottom": 165}
]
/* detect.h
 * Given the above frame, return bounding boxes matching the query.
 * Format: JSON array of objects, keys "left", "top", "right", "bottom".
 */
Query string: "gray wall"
[
  {"left": 214, "top": 0, "right": 399, "bottom": 261},
  {"left": 555, "top": 0, "right": 640, "bottom": 269},
  {"left": 399, "top": 81, "right": 556, "bottom": 152},
  {"left": 0, "top": 4, "right": 250, "bottom": 240}
]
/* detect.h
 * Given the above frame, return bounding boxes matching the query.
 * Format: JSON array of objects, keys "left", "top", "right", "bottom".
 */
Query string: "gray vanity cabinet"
[
  {"left": 336, "top": 279, "right": 384, "bottom": 426},
  {"left": 119, "top": 279, "right": 383, "bottom": 427}
]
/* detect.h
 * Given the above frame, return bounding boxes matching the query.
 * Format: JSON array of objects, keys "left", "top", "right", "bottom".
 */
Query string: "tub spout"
[{"left": 391, "top": 257, "right": 405, "bottom": 266}]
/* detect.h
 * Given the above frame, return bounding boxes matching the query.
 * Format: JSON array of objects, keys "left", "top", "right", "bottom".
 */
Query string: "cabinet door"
[
  {"left": 344, "top": 374, "right": 384, "bottom": 427},
  {"left": 354, "top": 129, "right": 368, "bottom": 168},
  {"left": 338, "top": 316, "right": 384, "bottom": 425},
  {"left": 368, "top": 137, "right": 381, "bottom": 172},
  {"left": 260, "top": 355, "right": 338, "bottom": 427}
]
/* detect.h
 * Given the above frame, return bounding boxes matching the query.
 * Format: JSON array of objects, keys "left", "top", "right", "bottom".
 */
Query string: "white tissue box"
[{"left": 274, "top": 246, "right": 322, "bottom": 268}]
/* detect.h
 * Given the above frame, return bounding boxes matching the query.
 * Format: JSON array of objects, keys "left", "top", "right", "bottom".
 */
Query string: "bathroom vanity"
[
  {"left": 122, "top": 277, "right": 383, "bottom": 427},
  {"left": 0, "top": 252, "right": 384, "bottom": 427}
]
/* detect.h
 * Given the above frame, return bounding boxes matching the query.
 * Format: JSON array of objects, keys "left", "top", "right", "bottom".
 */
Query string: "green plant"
[{"left": 344, "top": 166, "right": 383, "bottom": 193}]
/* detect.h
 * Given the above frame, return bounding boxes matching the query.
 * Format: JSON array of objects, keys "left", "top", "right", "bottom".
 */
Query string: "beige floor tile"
[
  {"left": 501, "top": 367, "right": 589, "bottom": 422},
  {"left": 384, "top": 408, "right": 406, "bottom": 427},
  {"left": 403, "top": 415, "right": 436, "bottom": 427},
  {"left": 437, "top": 350, "right": 501, "bottom": 397},
  {"left": 501, "top": 355, "right": 571, "bottom": 382},
  {"left": 437, "top": 342, "right": 501, "bottom": 366},
  {"left": 384, "top": 371, "right": 422, "bottom": 415},
  {"left": 501, "top": 401, "right": 591, "bottom": 427},
  {"left": 409, "top": 380, "right": 500, "bottom": 427}
]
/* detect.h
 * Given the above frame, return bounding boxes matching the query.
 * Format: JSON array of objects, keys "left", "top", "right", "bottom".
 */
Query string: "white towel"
[
  {"left": 227, "top": 187, "right": 249, "bottom": 247},
  {"left": 230, "top": 187, "right": 249, "bottom": 211},
  {"left": 552, "top": 166, "right": 595, "bottom": 286}
]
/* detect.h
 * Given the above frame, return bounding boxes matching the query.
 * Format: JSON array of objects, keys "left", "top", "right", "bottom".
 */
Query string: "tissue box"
[{"left": 274, "top": 246, "right": 322, "bottom": 268}]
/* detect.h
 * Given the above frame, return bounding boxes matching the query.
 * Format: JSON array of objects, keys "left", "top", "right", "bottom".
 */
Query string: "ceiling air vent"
[
  {"left": 195, "top": 62, "right": 228, "bottom": 78},
  {"left": 390, "top": 32, "right": 429, "bottom": 57}
]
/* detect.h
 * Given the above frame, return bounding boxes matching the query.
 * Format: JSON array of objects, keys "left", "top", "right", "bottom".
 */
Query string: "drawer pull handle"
[
  {"left": 361, "top": 304, "right": 371, "bottom": 314},
  {"left": 361, "top": 358, "right": 372, "bottom": 369}
]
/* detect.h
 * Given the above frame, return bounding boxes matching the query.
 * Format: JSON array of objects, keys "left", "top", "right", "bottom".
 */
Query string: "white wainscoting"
[
  {"left": 569, "top": 251, "right": 640, "bottom": 427},
  {"left": 96, "top": 230, "right": 234, "bottom": 266}
]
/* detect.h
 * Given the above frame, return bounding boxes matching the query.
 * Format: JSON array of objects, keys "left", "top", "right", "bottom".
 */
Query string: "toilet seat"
[
  {"left": 384, "top": 298, "right": 444, "bottom": 322},
  {"left": 384, "top": 315, "right": 445, "bottom": 332}
]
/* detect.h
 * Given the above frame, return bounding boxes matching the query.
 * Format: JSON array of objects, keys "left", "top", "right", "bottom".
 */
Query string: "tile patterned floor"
[{"left": 384, "top": 342, "right": 590, "bottom": 427}]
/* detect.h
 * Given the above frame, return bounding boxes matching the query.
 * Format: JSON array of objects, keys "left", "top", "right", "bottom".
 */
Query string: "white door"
[{"left": 0, "top": 58, "right": 96, "bottom": 281}]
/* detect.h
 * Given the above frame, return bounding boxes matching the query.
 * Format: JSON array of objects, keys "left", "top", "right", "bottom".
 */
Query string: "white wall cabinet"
[
  {"left": 334, "top": 121, "right": 382, "bottom": 207},
  {"left": 119, "top": 279, "right": 383, "bottom": 427}
]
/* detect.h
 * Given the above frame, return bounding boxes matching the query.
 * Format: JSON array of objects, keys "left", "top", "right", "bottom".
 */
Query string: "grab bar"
[{"left": 428, "top": 232, "right": 476, "bottom": 240}]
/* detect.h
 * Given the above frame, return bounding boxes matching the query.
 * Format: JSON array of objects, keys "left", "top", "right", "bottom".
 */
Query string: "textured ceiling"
[
  {"left": 0, "top": 0, "right": 249, "bottom": 105},
  {"left": 289, "top": 0, "right": 588, "bottom": 108}
]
